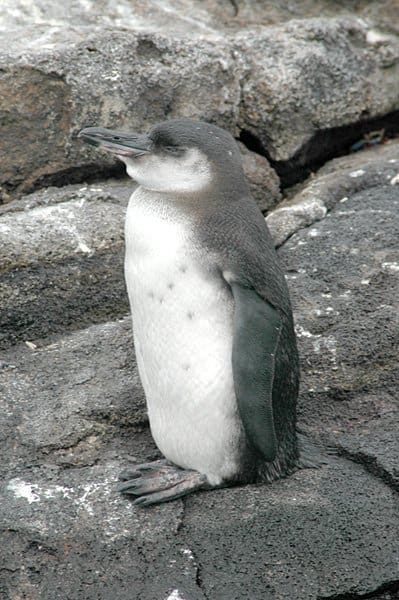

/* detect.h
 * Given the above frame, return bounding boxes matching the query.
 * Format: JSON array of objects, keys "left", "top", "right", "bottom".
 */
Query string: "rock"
[
  {"left": 238, "top": 141, "right": 281, "bottom": 212},
  {"left": 182, "top": 460, "right": 398, "bottom": 599},
  {"left": 2, "top": 0, "right": 399, "bottom": 37},
  {"left": 1, "top": 448, "right": 397, "bottom": 598},
  {"left": 277, "top": 169, "right": 399, "bottom": 457},
  {"left": 0, "top": 318, "right": 146, "bottom": 479},
  {"left": 0, "top": 181, "right": 132, "bottom": 348},
  {"left": 336, "top": 414, "right": 399, "bottom": 492},
  {"left": 267, "top": 139, "right": 399, "bottom": 246},
  {"left": 236, "top": 18, "right": 399, "bottom": 161},
  {"left": 1, "top": 13, "right": 398, "bottom": 194}
]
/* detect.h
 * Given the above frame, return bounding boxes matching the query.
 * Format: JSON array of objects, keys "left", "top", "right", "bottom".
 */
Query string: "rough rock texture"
[
  {"left": 2, "top": 0, "right": 399, "bottom": 36},
  {"left": 0, "top": 181, "right": 132, "bottom": 348},
  {"left": 1, "top": 458, "right": 397, "bottom": 600},
  {"left": 1, "top": 6, "right": 398, "bottom": 194},
  {"left": 238, "top": 140, "right": 281, "bottom": 211},
  {"left": 280, "top": 186, "right": 398, "bottom": 430},
  {"left": 1, "top": 137, "right": 398, "bottom": 598},
  {"left": 267, "top": 139, "right": 399, "bottom": 245}
]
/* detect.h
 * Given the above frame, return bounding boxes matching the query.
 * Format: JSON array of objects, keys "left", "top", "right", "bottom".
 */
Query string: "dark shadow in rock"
[{"left": 240, "top": 109, "right": 399, "bottom": 188}]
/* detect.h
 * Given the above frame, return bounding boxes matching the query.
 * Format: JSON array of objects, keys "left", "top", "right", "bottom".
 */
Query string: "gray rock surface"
[
  {"left": 2, "top": 0, "right": 399, "bottom": 36},
  {"left": 1, "top": 8, "right": 398, "bottom": 194},
  {"left": 238, "top": 141, "right": 281, "bottom": 211},
  {"left": 0, "top": 181, "right": 132, "bottom": 348},
  {"left": 267, "top": 139, "right": 399, "bottom": 245},
  {"left": 1, "top": 137, "right": 398, "bottom": 598},
  {"left": 1, "top": 457, "right": 397, "bottom": 600}
]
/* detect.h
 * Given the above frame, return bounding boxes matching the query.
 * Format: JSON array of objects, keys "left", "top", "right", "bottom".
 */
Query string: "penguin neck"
[{"left": 132, "top": 175, "right": 249, "bottom": 217}]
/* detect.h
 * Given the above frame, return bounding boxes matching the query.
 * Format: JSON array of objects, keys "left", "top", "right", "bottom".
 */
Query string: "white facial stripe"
[{"left": 121, "top": 147, "right": 212, "bottom": 193}]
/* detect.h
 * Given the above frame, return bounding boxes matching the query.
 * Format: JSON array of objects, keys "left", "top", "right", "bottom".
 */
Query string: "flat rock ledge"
[{"left": 0, "top": 137, "right": 398, "bottom": 598}]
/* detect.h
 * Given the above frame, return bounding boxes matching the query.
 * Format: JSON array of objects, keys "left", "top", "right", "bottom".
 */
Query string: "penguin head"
[{"left": 78, "top": 119, "right": 246, "bottom": 194}]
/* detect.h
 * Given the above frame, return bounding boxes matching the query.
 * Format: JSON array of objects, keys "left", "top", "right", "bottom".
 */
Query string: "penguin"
[{"left": 78, "top": 119, "right": 299, "bottom": 506}]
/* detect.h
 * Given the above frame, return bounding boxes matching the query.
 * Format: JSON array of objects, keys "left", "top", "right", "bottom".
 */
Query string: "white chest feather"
[{"left": 124, "top": 189, "right": 242, "bottom": 484}]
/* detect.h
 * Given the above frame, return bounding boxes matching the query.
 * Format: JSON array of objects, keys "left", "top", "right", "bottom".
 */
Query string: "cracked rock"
[
  {"left": 1, "top": 12, "right": 399, "bottom": 193},
  {"left": 277, "top": 155, "right": 399, "bottom": 466},
  {"left": 267, "top": 139, "right": 399, "bottom": 246}
]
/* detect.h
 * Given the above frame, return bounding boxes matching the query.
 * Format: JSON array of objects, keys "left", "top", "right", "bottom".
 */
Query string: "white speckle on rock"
[
  {"left": 74, "top": 482, "right": 104, "bottom": 516},
  {"left": 308, "top": 229, "right": 319, "bottom": 237},
  {"left": 295, "top": 325, "right": 320, "bottom": 339},
  {"left": 349, "top": 169, "right": 365, "bottom": 178},
  {"left": 390, "top": 173, "right": 399, "bottom": 185},
  {"left": 102, "top": 71, "right": 120, "bottom": 82},
  {"left": 25, "top": 340, "right": 37, "bottom": 350},
  {"left": 382, "top": 262, "right": 399, "bottom": 272},
  {"left": 165, "top": 590, "right": 186, "bottom": 600},
  {"left": 366, "top": 29, "right": 396, "bottom": 44},
  {"left": 313, "top": 335, "right": 337, "bottom": 361},
  {"left": 388, "top": 159, "right": 397, "bottom": 163},
  {"left": 7, "top": 479, "right": 41, "bottom": 504},
  {"left": 78, "top": 240, "right": 92, "bottom": 253},
  {"left": 361, "top": 279, "right": 370, "bottom": 285},
  {"left": 340, "top": 196, "right": 348, "bottom": 203},
  {"left": 182, "top": 548, "right": 195, "bottom": 560}
]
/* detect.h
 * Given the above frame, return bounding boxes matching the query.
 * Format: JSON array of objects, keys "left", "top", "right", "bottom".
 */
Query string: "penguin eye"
[{"left": 165, "top": 146, "right": 182, "bottom": 155}]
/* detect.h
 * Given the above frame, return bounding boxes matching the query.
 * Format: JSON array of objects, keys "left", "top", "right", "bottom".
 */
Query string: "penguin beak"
[{"left": 78, "top": 126, "right": 152, "bottom": 157}]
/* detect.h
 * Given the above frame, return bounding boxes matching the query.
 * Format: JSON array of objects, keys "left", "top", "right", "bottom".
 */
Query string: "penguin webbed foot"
[{"left": 116, "top": 459, "right": 209, "bottom": 506}]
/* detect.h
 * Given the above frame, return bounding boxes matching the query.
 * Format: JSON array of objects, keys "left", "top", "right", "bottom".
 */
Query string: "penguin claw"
[
  {"left": 118, "top": 459, "right": 172, "bottom": 482},
  {"left": 116, "top": 461, "right": 209, "bottom": 506}
]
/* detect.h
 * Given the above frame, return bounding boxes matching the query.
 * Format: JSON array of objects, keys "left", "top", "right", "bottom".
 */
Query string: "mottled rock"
[
  {"left": 0, "top": 181, "right": 132, "bottom": 348},
  {"left": 0, "top": 318, "right": 147, "bottom": 479},
  {"left": 335, "top": 414, "right": 399, "bottom": 492},
  {"left": 278, "top": 184, "right": 398, "bottom": 454},
  {"left": 1, "top": 450, "right": 397, "bottom": 599},
  {"left": 238, "top": 141, "right": 281, "bottom": 212},
  {"left": 1, "top": 14, "right": 398, "bottom": 194},
  {"left": 236, "top": 18, "right": 399, "bottom": 161},
  {"left": 267, "top": 139, "right": 399, "bottom": 246},
  {"left": 2, "top": 0, "right": 399, "bottom": 36},
  {"left": 182, "top": 460, "right": 399, "bottom": 599}
]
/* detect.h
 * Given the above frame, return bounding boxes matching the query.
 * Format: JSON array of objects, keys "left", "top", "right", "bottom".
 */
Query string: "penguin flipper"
[{"left": 230, "top": 282, "right": 282, "bottom": 462}]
